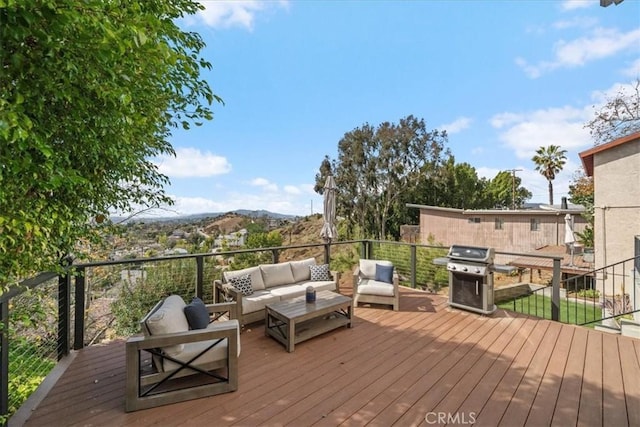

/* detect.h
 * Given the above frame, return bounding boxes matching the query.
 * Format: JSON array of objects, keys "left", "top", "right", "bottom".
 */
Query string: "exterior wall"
[
  {"left": 593, "top": 141, "right": 640, "bottom": 269},
  {"left": 418, "top": 208, "right": 587, "bottom": 254}
]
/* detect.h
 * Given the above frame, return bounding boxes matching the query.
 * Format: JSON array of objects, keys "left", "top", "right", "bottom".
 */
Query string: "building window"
[
  {"left": 495, "top": 218, "right": 504, "bottom": 230},
  {"left": 530, "top": 218, "right": 540, "bottom": 231},
  {"left": 468, "top": 217, "right": 481, "bottom": 224}
]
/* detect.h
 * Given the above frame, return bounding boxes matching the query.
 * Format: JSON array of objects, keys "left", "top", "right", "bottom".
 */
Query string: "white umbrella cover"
[
  {"left": 320, "top": 175, "right": 338, "bottom": 242},
  {"left": 565, "top": 213, "right": 576, "bottom": 266},
  {"left": 564, "top": 214, "right": 576, "bottom": 245}
]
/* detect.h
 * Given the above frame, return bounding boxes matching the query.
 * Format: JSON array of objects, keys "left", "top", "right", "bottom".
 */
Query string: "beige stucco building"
[
  {"left": 406, "top": 204, "right": 587, "bottom": 256},
  {"left": 580, "top": 132, "right": 640, "bottom": 270}
]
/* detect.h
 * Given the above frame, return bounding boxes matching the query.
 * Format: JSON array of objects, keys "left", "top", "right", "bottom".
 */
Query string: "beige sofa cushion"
[
  {"left": 359, "top": 259, "right": 393, "bottom": 280},
  {"left": 241, "top": 289, "right": 281, "bottom": 314},
  {"left": 224, "top": 265, "right": 265, "bottom": 291},
  {"left": 269, "top": 284, "right": 307, "bottom": 299},
  {"left": 260, "top": 263, "right": 295, "bottom": 288},
  {"left": 289, "top": 257, "right": 317, "bottom": 282},
  {"left": 298, "top": 280, "right": 336, "bottom": 293},
  {"left": 143, "top": 295, "right": 189, "bottom": 356}
]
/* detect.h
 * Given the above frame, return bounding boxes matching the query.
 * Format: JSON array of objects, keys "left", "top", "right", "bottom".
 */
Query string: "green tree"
[
  {"left": 317, "top": 115, "right": 449, "bottom": 239},
  {"left": 586, "top": 78, "right": 640, "bottom": 145},
  {"left": 487, "top": 171, "right": 532, "bottom": 209},
  {"left": 0, "top": 1, "right": 220, "bottom": 291},
  {"left": 531, "top": 145, "right": 567, "bottom": 205}
]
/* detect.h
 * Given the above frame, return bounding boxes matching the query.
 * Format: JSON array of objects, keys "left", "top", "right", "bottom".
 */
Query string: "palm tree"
[{"left": 531, "top": 145, "right": 567, "bottom": 205}]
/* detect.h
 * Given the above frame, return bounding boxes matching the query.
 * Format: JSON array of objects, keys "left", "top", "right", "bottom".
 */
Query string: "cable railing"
[
  {"left": 504, "top": 255, "right": 640, "bottom": 327},
  {"left": 2, "top": 239, "right": 592, "bottom": 424}
]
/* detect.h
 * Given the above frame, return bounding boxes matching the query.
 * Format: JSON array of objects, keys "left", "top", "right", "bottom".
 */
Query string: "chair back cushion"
[
  {"left": 224, "top": 265, "right": 265, "bottom": 290},
  {"left": 260, "top": 263, "right": 295, "bottom": 288},
  {"left": 375, "top": 264, "right": 394, "bottom": 284},
  {"left": 143, "top": 295, "right": 189, "bottom": 356},
  {"left": 290, "top": 257, "right": 317, "bottom": 282},
  {"left": 359, "top": 259, "right": 393, "bottom": 280},
  {"left": 184, "top": 297, "right": 209, "bottom": 329}
]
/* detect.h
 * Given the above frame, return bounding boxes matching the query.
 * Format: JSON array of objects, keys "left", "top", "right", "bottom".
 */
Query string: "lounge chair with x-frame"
[{"left": 125, "top": 295, "right": 240, "bottom": 412}]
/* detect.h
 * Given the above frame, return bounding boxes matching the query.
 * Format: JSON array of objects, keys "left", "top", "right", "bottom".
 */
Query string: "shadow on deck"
[{"left": 15, "top": 286, "right": 640, "bottom": 427}]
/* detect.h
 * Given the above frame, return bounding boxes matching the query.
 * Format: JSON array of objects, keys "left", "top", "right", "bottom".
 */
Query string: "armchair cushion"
[
  {"left": 143, "top": 295, "right": 189, "bottom": 356},
  {"left": 184, "top": 297, "right": 210, "bottom": 330},
  {"left": 309, "top": 264, "right": 330, "bottom": 281},
  {"left": 357, "top": 279, "right": 395, "bottom": 297},
  {"left": 359, "top": 259, "right": 393, "bottom": 280},
  {"left": 375, "top": 264, "right": 394, "bottom": 284},
  {"left": 162, "top": 319, "right": 241, "bottom": 372}
]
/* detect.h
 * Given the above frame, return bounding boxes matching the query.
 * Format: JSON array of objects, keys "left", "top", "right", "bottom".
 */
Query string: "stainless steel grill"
[{"left": 446, "top": 245, "right": 496, "bottom": 315}]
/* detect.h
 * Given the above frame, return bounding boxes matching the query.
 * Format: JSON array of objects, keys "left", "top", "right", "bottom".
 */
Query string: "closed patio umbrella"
[
  {"left": 565, "top": 214, "right": 576, "bottom": 266},
  {"left": 320, "top": 175, "right": 337, "bottom": 243}
]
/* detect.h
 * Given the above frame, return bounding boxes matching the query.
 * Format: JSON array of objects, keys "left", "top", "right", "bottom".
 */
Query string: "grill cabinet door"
[{"left": 450, "top": 273, "right": 483, "bottom": 309}]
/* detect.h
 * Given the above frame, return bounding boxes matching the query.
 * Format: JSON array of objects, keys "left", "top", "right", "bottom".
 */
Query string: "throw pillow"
[
  {"left": 183, "top": 297, "right": 209, "bottom": 330},
  {"left": 230, "top": 274, "right": 253, "bottom": 296},
  {"left": 309, "top": 264, "right": 330, "bottom": 281},
  {"left": 375, "top": 263, "right": 394, "bottom": 284}
]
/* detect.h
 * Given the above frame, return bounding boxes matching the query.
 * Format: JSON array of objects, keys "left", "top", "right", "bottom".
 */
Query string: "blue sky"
[{"left": 150, "top": 0, "right": 640, "bottom": 217}]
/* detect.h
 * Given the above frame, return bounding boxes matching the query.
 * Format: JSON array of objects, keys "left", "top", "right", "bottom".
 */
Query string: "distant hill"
[{"left": 111, "top": 209, "right": 298, "bottom": 224}]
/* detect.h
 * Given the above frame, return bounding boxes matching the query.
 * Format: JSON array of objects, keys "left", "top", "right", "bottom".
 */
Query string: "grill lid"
[{"left": 447, "top": 245, "right": 494, "bottom": 264}]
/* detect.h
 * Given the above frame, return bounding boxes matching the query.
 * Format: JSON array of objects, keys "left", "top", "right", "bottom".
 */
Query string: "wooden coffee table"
[{"left": 265, "top": 290, "right": 352, "bottom": 352}]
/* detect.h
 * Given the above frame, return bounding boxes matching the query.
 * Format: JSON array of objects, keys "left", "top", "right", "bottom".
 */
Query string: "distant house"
[
  {"left": 214, "top": 229, "right": 248, "bottom": 248},
  {"left": 579, "top": 131, "right": 640, "bottom": 269},
  {"left": 406, "top": 203, "right": 587, "bottom": 256}
]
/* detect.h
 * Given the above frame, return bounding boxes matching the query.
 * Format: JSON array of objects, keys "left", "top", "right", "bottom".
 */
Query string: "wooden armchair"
[
  {"left": 352, "top": 259, "right": 400, "bottom": 311},
  {"left": 125, "top": 296, "right": 240, "bottom": 412}
]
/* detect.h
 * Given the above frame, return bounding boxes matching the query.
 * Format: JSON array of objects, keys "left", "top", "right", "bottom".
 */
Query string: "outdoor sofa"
[{"left": 214, "top": 257, "right": 340, "bottom": 326}]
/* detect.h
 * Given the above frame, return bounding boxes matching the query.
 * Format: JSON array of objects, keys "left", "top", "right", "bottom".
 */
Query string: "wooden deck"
[{"left": 17, "top": 286, "right": 640, "bottom": 427}]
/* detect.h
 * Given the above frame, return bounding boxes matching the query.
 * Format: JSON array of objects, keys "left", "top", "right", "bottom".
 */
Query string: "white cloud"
[
  {"left": 192, "top": 1, "right": 289, "bottom": 30},
  {"left": 284, "top": 185, "right": 302, "bottom": 195},
  {"left": 250, "top": 177, "right": 278, "bottom": 192},
  {"left": 518, "top": 27, "right": 640, "bottom": 78},
  {"left": 491, "top": 106, "right": 591, "bottom": 159},
  {"left": 441, "top": 116, "right": 473, "bottom": 134},
  {"left": 560, "top": 0, "right": 594, "bottom": 11},
  {"left": 155, "top": 148, "right": 232, "bottom": 178}
]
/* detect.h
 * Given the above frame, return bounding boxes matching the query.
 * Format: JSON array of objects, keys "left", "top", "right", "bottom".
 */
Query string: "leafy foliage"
[
  {"left": 569, "top": 170, "right": 594, "bottom": 247},
  {"left": 316, "top": 115, "right": 450, "bottom": 239},
  {"left": 228, "top": 231, "right": 283, "bottom": 269},
  {"left": 0, "top": 1, "right": 220, "bottom": 292},
  {"left": 487, "top": 170, "right": 532, "bottom": 209},
  {"left": 586, "top": 78, "right": 640, "bottom": 145},
  {"left": 110, "top": 259, "right": 206, "bottom": 336}
]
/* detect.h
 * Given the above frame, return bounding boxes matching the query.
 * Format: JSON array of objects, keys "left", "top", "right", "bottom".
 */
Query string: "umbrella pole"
[{"left": 569, "top": 243, "right": 574, "bottom": 267}]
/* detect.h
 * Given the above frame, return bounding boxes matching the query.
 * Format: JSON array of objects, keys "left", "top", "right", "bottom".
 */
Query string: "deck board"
[
  {"left": 16, "top": 285, "right": 640, "bottom": 427},
  {"left": 525, "top": 324, "right": 574, "bottom": 426},
  {"left": 579, "top": 331, "right": 603, "bottom": 427}
]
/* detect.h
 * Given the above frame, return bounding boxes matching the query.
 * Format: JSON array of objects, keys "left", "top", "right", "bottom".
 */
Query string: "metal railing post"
[
  {"left": 1, "top": 299, "right": 8, "bottom": 424},
  {"left": 58, "top": 272, "right": 71, "bottom": 360},
  {"left": 271, "top": 249, "right": 280, "bottom": 264},
  {"left": 74, "top": 269, "right": 85, "bottom": 350},
  {"left": 410, "top": 245, "right": 417, "bottom": 288},
  {"left": 195, "top": 256, "right": 204, "bottom": 299},
  {"left": 552, "top": 258, "right": 561, "bottom": 321}
]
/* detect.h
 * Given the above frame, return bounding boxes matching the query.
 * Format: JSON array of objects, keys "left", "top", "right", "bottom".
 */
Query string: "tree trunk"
[{"left": 548, "top": 179, "right": 554, "bottom": 205}]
